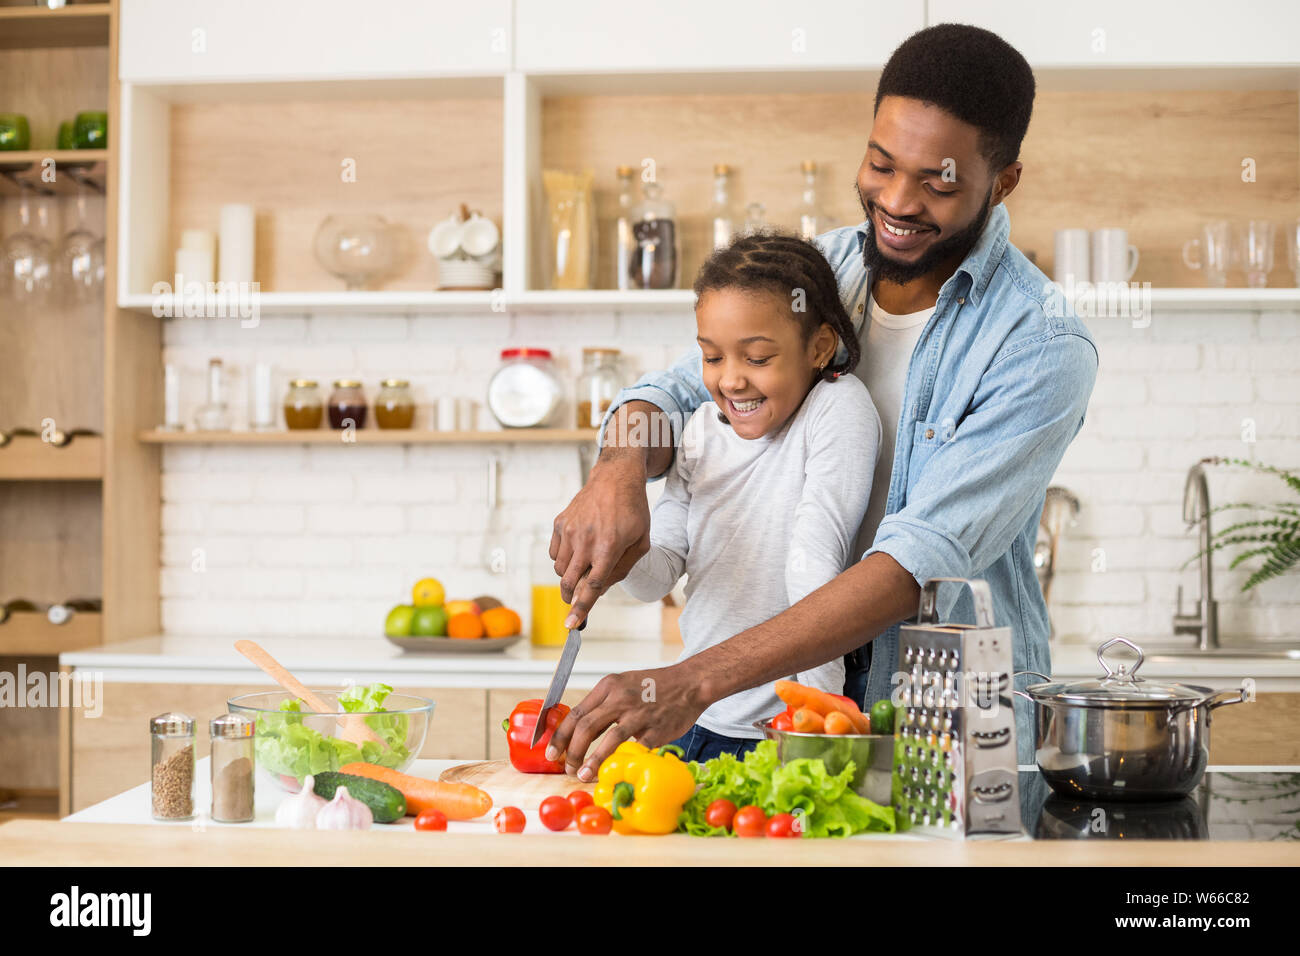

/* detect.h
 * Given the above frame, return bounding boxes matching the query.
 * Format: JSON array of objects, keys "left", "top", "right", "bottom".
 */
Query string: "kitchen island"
[{"left": 3, "top": 758, "right": 1298, "bottom": 866}]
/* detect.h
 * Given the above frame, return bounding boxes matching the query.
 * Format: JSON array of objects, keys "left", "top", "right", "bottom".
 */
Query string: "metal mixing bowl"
[{"left": 753, "top": 719, "right": 895, "bottom": 805}]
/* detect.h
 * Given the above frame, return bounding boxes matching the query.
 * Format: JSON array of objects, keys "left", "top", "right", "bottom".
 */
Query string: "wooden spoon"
[{"left": 234, "top": 639, "right": 386, "bottom": 749}]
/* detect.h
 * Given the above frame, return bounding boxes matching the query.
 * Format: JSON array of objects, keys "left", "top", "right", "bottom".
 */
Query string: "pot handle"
[
  {"left": 1011, "top": 670, "right": 1051, "bottom": 703},
  {"left": 1169, "top": 687, "right": 1249, "bottom": 716}
]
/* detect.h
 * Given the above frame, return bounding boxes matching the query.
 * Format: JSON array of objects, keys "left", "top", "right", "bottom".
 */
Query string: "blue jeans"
[{"left": 669, "top": 724, "right": 761, "bottom": 763}]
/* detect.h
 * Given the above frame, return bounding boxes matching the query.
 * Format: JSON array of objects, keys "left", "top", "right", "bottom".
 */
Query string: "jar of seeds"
[
  {"left": 209, "top": 713, "right": 255, "bottom": 823},
  {"left": 150, "top": 712, "right": 195, "bottom": 821}
]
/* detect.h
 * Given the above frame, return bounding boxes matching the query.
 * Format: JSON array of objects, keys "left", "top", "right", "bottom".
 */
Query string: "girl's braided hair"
[{"left": 693, "top": 231, "right": 860, "bottom": 382}]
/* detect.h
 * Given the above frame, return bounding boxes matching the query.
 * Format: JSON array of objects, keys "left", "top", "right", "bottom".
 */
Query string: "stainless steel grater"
[{"left": 891, "top": 578, "right": 1022, "bottom": 838}]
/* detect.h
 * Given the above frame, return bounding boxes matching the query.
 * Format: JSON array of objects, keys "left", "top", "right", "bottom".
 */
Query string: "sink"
[{"left": 1139, "top": 644, "right": 1300, "bottom": 661}]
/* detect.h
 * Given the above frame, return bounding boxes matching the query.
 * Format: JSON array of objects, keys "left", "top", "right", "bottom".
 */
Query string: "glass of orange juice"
[{"left": 530, "top": 584, "right": 571, "bottom": 646}]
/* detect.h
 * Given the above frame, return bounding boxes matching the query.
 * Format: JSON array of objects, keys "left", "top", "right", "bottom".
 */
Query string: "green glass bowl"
[
  {"left": 0, "top": 113, "right": 31, "bottom": 151},
  {"left": 73, "top": 110, "right": 108, "bottom": 149}
]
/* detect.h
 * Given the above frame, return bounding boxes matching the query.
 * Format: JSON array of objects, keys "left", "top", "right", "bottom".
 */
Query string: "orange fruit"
[
  {"left": 447, "top": 612, "right": 485, "bottom": 639},
  {"left": 445, "top": 600, "right": 481, "bottom": 618},
  {"left": 481, "top": 606, "right": 522, "bottom": 638}
]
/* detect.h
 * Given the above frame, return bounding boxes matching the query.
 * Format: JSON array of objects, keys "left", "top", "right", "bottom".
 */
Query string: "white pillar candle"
[
  {"left": 180, "top": 229, "right": 215, "bottom": 255},
  {"left": 175, "top": 247, "right": 213, "bottom": 287},
  {"left": 435, "top": 397, "right": 456, "bottom": 431},
  {"left": 218, "top": 204, "right": 255, "bottom": 286},
  {"left": 251, "top": 363, "right": 275, "bottom": 430},
  {"left": 163, "top": 364, "right": 181, "bottom": 430}
]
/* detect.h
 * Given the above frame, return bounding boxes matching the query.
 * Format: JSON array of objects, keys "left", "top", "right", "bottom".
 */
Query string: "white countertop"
[
  {"left": 59, "top": 755, "right": 927, "bottom": 841},
  {"left": 61, "top": 634, "right": 1300, "bottom": 691},
  {"left": 61, "top": 635, "right": 683, "bottom": 688}
]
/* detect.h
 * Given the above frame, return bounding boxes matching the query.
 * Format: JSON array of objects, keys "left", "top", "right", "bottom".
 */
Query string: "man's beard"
[{"left": 861, "top": 187, "right": 995, "bottom": 285}]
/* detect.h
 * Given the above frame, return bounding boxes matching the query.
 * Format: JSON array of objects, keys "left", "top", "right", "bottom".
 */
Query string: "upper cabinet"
[
  {"left": 119, "top": 0, "right": 512, "bottom": 83},
  {"left": 514, "top": 0, "right": 925, "bottom": 73},
  {"left": 927, "top": 0, "right": 1300, "bottom": 66}
]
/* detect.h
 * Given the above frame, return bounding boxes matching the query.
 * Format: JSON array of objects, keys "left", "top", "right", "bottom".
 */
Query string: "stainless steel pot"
[{"left": 1015, "top": 637, "right": 1248, "bottom": 801}]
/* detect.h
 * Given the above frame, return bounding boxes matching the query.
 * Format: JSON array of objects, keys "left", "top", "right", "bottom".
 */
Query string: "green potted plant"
[{"left": 1189, "top": 457, "right": 1299, "bottom": 591}]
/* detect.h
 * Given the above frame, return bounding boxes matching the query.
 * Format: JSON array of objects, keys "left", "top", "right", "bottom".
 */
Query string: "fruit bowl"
[
  {"left": 753, "top": 718, "right": 895, "bottom": 805},
  {"left": 385, "top": 633, "right": 525, "bottom": 654},
  {"left": 228, "top": 688, "right": 433, "bottom": 792}
]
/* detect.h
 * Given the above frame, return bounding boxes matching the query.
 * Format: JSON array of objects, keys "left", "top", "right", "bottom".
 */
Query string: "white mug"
[
  {"left": 1091, "top": 229, "right": 1139, "bottom": 283},
  {"left": 1054, "top": 229, "right": 1090, "bottom": 285}
]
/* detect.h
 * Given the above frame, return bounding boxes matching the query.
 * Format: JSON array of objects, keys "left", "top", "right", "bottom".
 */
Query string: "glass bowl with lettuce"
[{"left": 228, "top": 684, "right": 432, "bottom": 792}]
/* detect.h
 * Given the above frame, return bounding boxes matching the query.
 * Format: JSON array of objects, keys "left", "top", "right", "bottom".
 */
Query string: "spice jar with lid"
[
  {"left": 209, "top": 713, "right": 255, "bottom": 823},
  {"left": 628, "top": 179, "right": 679, "bottom": 289},
  {"left": 328, "top": 379, "right": 368, "bottom": 429},
  {"left": 576, "top": 348, "right": 622, "bottom": 429},
  {"left": 487, "top": 348, "right": 562, "bottom": 428},
  {"left": 375, "top": 379, "right": 416, "bottom": 429},
  {"left": 150, "top": 711, "right": 196, "bottom": 821},
  {"left": 284, "top": 379, "right": 324, "bottom": 430}
]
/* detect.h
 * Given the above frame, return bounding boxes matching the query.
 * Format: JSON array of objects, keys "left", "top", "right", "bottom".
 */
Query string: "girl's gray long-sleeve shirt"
[{"left": 621, "top": 376, "right": 881, "bottom": 739}]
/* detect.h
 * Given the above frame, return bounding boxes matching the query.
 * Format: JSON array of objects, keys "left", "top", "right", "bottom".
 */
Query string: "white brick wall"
[
  {"left": 159, "top": 307, "right": 1300, "bottom": 646},
  {"left": 1050, "top": 310, "right": 1300, "bottom": 645}
]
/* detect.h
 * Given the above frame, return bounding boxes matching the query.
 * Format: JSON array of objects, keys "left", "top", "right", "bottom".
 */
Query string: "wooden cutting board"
[{"left": 439, "top": 760, "right": 594, "bottom": 807}]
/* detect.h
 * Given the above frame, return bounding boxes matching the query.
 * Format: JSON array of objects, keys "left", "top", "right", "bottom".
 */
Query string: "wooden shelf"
[
  {"left": 0, "top": 4, "right": 110, "bottom": 50},
  {"left": 115, "top": 286, "right": 1300, "bottom": 316},
  {"left": 0, "top": 435, "right": 102, "bottom": 480},
  {"left": 0, "top": 611, "right": 102, "bottom": 656},
  {"left": 139, "top": 428, "right": 597, "bottom": 445},
  {"left": 0, "top": 149, "right": 108, "bottom": 195}
]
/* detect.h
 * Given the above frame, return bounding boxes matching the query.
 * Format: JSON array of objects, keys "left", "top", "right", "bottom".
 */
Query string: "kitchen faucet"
[{"left": 1173, "top": 459, "right": 1219, "bottom": 650}]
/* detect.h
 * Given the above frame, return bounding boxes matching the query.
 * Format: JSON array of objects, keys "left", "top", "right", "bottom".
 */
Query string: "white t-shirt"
[
  {"left": 851, "top": 294, "right": 936, "bottom": 560},
  {"left": 621, "top": 377, "right": 882, "bottom": 738}
]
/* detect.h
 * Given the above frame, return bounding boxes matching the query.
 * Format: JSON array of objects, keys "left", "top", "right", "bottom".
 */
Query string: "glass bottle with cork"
[
  {"left": 709, "top": 163, "right": 737, "bottom": 251},
  {"left": 614, "top": 165, "right": 635, "bottom": 291},
  {"left": 798, "top": 160, "right": 829, "bottom": 241},
  {"left": 628, "top": 177, "right": 679, "bottom": 289}
]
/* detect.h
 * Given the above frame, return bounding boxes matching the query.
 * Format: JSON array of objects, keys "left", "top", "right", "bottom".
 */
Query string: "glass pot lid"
[{"left": 1026, "top": 637, "right": 1208, "bottom": 706}]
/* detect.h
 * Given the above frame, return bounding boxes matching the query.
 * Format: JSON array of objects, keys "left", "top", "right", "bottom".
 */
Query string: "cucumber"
[{"left": 312, "top": 771, "right": 406, "bottom": 823}]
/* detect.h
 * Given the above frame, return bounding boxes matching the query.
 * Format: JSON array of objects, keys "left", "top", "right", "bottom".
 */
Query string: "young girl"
[{"left": 620, "top": 233, "right": 881, "bottom": 762}]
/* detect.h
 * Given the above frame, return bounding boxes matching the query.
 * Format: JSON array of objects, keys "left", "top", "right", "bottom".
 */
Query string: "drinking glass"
[
  {"left": 1234, "top": 220, "right": 1275, "bottom": 289},
  {"left": 55, "top": 185, "right": 105, "bottom": 303},
  {"left": 2, "top": 186, "right": 53, "bottom": 302},
  {"left": 1181, "top": 221, "right": 1231, "bottom": 288}
]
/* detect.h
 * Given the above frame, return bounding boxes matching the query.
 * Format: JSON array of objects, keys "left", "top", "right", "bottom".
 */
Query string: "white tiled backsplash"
[{"left": 160, "top": 308, "right": 1300, "bottom": 645}]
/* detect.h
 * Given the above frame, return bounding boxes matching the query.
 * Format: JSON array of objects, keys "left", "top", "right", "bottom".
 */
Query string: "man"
[{"left": 548, "top": 24, "right": 1098, "bottom": 779}]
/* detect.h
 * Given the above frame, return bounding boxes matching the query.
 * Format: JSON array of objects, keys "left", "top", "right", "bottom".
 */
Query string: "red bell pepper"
[{"left": 503, "top": 699, "right": 570, "bottom": 774}]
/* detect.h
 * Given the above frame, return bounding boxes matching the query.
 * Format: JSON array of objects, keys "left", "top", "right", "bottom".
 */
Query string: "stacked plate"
[{"left": 437, "top": 259, "right": 497, "bottom": 290}]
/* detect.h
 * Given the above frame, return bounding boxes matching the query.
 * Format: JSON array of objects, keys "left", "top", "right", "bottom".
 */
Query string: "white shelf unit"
[{"left": 115, "top": 3, "right": 1300, "bottom": 318}]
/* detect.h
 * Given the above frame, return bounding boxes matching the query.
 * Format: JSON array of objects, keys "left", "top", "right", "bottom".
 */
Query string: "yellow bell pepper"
[{"left": 593, "top": 741, "right": 696, "bottom": 835}]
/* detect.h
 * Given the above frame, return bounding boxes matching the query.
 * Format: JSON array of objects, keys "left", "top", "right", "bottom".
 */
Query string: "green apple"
[
  {"left": 384, "top": 604, "right": 416, "bottom": 638},
  {"left": 411, "top": 604, "right": 449, "bottom": 637}
]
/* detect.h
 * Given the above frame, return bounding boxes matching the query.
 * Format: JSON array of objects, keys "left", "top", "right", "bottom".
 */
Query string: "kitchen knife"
[{"left": 532, "top": 618, "right": 585, "bottom": 747}]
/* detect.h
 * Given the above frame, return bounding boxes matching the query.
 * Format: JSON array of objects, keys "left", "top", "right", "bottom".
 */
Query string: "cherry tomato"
[
  {"left": 414, "top": 809, "right": 447, "bottom": 831},
  {"left": 576, "top": 805, "right": 613, "bottom": 835},
  {"left": 766, "top": 812, "right": 799, "bottom": 838},
  {"left": 733, "top": 804, "right": 768, "bottom": 838},
  {"left": 704, "top": 798, "right": 737, "bottom": 831},
  {"left": 539, "top": 795, "right": 575, "bottom": 832},
  {"left": 771, "top": 712, "right": 794, "bottom": 732},
  {"left": 494, "top": 806, "right": 526, "bottom": 833},
  {"left": 566, "top": 790, "right": 595, "bottom": 814}
]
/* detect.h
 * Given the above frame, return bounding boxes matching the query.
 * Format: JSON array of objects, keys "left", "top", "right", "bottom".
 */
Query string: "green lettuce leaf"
[
  {"left": 253, "top": 683, "right": 411, "bottom": 782},
  {"left": 678, "top": 740, "right": 895, "bottom": 838}
]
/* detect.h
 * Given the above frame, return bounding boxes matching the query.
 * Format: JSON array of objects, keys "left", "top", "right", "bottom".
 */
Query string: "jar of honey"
[
  {"left": 375, "top": 379, "right": 416, "bottom": 429},
  {"left": 283, "top": 379, "right": 323, "bottom": 430},
  {"left": 328, "top": 380, "right": 368, "bottom": 430}
]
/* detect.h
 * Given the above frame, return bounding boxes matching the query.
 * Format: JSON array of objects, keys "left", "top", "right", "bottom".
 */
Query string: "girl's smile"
[{"left": 696, "top": 287, "right": 837, "bottom": 441}]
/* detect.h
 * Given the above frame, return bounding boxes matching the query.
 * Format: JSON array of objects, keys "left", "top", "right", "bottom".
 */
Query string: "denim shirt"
[{"left": 606, "top": 203, "right": 1098, "bottom": 763}]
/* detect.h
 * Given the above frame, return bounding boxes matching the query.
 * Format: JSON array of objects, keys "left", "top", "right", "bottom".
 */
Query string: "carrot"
[
  {"left": 774, "top": 680, "right": 870, "bottom": 733},
  {"left": 822, "top": 711, "right": 854, "bottom": 735},
  {"left": 340, "top": 762, "right": 493, "bottom": 820},
  {"left": 792, "top": 708, "right": 825, "bottom": 734}
]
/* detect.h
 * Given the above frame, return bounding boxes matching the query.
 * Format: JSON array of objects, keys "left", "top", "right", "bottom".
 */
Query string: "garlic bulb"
[
  {"left": 274, "top": 774, "right": 327, "bottom": 829},
  {"left": 315, "top": 785, "right": 373, "bottom": 831}
]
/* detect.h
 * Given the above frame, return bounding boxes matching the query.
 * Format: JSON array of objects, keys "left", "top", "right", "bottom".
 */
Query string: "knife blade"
[{"left": 532, "top": 618, "right": 585, "bottom": 747}]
